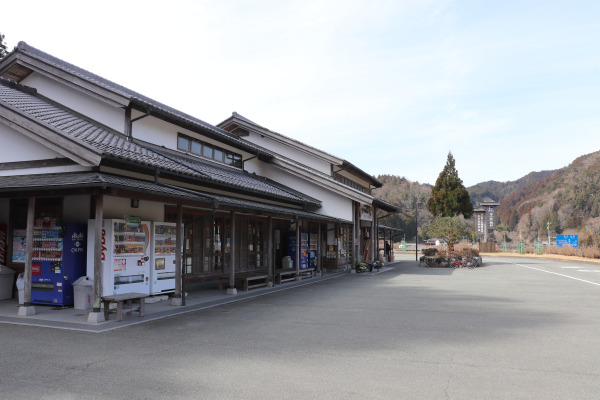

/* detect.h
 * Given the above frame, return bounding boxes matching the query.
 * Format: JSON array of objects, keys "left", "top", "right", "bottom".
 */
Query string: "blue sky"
[{"left": 2, "top": 0, "right": 599, "bottom": 187}]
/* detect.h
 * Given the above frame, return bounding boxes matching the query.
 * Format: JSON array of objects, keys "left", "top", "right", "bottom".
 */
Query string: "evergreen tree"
[
  {"left": 427, "top": 152, "right": 474, "bottom": 219},
  {"left": 0, "top": 33, "right": 7, "bottom": 59}
]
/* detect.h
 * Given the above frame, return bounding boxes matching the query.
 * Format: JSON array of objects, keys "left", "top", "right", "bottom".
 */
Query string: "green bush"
[{"left": 421, "top": 248, "right": 438, "bottom": 256}]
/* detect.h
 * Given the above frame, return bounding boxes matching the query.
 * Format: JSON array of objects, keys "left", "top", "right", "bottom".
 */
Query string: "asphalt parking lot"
[{"left": 2, "top": 254, "right": 600, "bottom": 399}]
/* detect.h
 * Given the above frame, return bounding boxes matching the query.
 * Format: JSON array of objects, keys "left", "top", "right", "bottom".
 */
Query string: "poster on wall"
[{"left": 12, "top": 229, "right": 26, "bottom": 263}]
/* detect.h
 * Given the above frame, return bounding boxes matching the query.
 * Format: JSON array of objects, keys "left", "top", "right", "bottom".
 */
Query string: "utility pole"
[
  {"left": 547, "top": 221, "right": 551, "bottom": 254},
  {"left": 414, "top": 201, "right": 425, "bottom": 261}
]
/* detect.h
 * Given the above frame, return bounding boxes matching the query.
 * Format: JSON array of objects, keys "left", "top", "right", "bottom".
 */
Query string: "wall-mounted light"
[{"left": 131, "top": 199, "right": 139, "bottom": 208}]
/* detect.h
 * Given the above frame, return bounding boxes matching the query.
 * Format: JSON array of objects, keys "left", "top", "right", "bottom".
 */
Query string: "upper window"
[
  {"left": 177, "top": 133, "right": 242, "bottom": 168},
  {"left": 334, "top": 173, "right": 367, "bottom": 193}
]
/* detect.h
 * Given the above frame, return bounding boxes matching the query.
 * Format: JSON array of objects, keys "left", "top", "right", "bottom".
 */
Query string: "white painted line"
[
  {"left": 498, "top": 261, "right": 600, "bottom": 287},
  {"left": 561, "top": 267, "right": 581, "bottom": 269},
  {"left": 578, "top": 270, "right": 600, "bottom": 273}
]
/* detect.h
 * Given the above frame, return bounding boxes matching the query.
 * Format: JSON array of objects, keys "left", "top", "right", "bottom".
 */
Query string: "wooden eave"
[{"left": 0, "top": 53, "right": 129, "bottom": 108}]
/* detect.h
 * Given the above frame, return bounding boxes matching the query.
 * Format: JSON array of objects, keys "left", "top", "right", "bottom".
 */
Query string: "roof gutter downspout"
[{"left": 125, "top": 106, "right": 151, "bottom": 141}]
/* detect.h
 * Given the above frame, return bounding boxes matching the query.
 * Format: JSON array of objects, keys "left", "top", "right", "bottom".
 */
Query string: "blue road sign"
[{"left": 556, "top": 234, "right": 578, "bottom": 248}]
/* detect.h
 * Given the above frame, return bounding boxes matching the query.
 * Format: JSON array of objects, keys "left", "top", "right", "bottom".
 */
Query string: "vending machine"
[
  {"left": 150, "top": 222, "right": 178, "bottom": 295},
  {"left": 30, "top": 220, "right": 87, "bottom": 306},
  {"left": 287, "top": 231, "right": 309, "bottom": 269},
  {"left": 87, "top": 218, "right": 151, "bottom": 297}
]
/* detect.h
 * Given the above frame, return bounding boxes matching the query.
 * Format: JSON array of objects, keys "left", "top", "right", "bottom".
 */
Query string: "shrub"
[{"left": 422, "top": 248, "right": 438, "bottom": 256}]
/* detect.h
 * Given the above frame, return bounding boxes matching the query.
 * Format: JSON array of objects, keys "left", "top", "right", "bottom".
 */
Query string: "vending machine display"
[
  {"left": 150, "top": 222, "right": 178, "bottom": 295},
  {"left": 87, "top": 218, "right": 151, "bottom": 297},
  {"left": 287, "top": 231, "right": 312, "bottom": 269},
  {"left": 30, "top": 220, "right": 87, "bottom": 305}
]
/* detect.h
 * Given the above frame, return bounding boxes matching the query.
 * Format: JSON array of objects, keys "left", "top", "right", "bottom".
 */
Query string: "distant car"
[{"left": 425, "top": 238, "right": 446, "bottom": 246}]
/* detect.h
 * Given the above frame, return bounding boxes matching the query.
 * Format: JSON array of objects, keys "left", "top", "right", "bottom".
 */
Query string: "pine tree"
[
  {"left": 0, "top": 33, "right": 7, "bottom": 59},
  {"left": 427, "top": 152, "right": 474, "bottom": 219}
]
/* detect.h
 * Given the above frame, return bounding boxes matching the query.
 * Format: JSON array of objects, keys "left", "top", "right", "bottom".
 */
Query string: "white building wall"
[
  {"left": 21, "top": 73, "right": 125, "bottom": 133},
  {"left": 247, "top": 161, "right": 352, "bottom": 221},
  {"left": 130, "top": 112, "right": 255, "bottom": 160},
  {"left": 1, "top": 123, "right": 60, "bottom": 163},
  {"left": 244, "top": 131, "right": 332, "bottom": 175},
  {"left": 0, "top": 123, "right": 90, "bottom": 176}
]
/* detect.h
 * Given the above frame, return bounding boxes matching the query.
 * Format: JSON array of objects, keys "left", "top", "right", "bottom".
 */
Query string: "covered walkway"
[{"left": 0, "top": 264, "right": 399, "bottom": 332}]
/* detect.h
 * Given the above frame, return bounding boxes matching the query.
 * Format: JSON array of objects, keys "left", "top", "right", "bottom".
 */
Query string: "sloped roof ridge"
[
  {"left": 221, "top": 112, "right": 382, "bottom": 187},
  {"left": 12, "top": 42, "right": 259, "bottom": 151},
  {"left": 223, "top": 111, "right": 343, "bottom": 163}
]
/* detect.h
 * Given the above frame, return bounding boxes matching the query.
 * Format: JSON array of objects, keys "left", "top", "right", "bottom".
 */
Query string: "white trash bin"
[
  {"left": 16, "top": 273, "right": 24, "bottom": 305},
  {"left": 282, "top": 256, "right": 293, "bottom": 269},
  {"left": 72, "top": 276, "right": 94, "bottom": 310},
  {"left": 0, "top": 265, "right": 16, "bottom": 300}
]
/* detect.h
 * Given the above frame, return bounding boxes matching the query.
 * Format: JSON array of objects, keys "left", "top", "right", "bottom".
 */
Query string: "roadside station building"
[{"left": 0, "top": 42, "right": 397, "bottom": 322}]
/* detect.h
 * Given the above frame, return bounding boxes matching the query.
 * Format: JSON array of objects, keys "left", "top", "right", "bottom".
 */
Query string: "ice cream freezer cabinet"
[{"left": 87, "top": 219, "right": 151, "bottom": 297}]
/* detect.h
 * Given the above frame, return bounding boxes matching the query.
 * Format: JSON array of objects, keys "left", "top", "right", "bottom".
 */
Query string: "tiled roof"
[
  {"left": 146, "top": 143, "right": 321, "bottom": 208},
  {"left": 0, "top": 78, "right": 199, "bottom": 175},
  {"left": 5, "top": 42, "right": 270, "bottom": 157},
  {"left": 0, "top": 78, "right": 319, "bottom": 207}
]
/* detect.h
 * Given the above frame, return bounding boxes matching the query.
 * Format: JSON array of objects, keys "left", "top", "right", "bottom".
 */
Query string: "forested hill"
[
  {"left": 467, "top": 170, "right": 554, "bottom": 206},
  {"left": 375, "top": 149, "right": 600, "bottom": 242},
  {"left": 496, "top": 150, "right": 600, "bottom": 238}
]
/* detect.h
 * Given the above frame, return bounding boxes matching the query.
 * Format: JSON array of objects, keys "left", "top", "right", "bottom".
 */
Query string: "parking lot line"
[{"left": 500, "top": 261, "right": 600, "bottom": 287}]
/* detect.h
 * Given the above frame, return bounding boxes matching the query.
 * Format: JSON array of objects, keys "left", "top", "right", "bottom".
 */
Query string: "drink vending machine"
[
  {"left": 87, "top": 218, "right": 151, "bottom": 297},
  {"left": 150, "top": 222, "right": 178, "bottom": 295},
  {"left": 30, "top": 220, "right": 87, "bottom": 305}
]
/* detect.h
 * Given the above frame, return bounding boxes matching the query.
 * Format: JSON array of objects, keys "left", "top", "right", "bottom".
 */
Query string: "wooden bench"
[
  {"left": 102, "top": 293, "right": 148, "bottom": 322},
  {"left": 217, "top": 272, "right": 270, "bottom": 291},
  {"left": 274, "top": 268, "right": 297, "bottom": 284},
  {"left": 299, "top": 268, "right": 315, "bottom": 279}
]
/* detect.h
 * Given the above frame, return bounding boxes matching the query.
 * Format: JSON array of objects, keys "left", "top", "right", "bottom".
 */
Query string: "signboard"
[{"left": 556, "top": 235, "right": 578, "bottom": 248}]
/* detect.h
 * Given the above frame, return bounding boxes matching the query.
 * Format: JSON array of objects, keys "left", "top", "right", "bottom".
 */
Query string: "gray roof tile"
[
  {"left": 0, "top": 78, "right": 320, "bottom": 208},
  {"left": 8, "top": 42, "right": 269, "bottom": 157}
]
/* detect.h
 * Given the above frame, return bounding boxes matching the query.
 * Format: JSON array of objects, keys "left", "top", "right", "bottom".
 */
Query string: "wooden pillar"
[
  {"left": 23, "top": 197, "right": 34, "bottom": 306},
  {"left": 317, "top": 222, "right": 322, "bottom": 275},
  {"left": 92, "top": 193, "right": 104, "bottom": 311},
  {"left": 18, "top": 197, "right": 37, "bottom": 316},
  {"left": 171, "top": 203, "right": 183, "bottom": 305},
  {"left": 295, "top": 218, "right": 300, "bottom": 279},
  {"left": 227, "top": 211, "right": 237, "bottom": 295},
  {"left": 354, "top": 202, "right": 360, "bottom": 264},
  {"left": 371, "top": 206, "right": 376, "bottom": 262},
  {"left": 268, "top": 216, "right": 273, "bottom": 286}
]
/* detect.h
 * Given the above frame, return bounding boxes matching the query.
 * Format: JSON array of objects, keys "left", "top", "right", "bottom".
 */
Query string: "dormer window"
[{"left": 178, "top": 133, "right": 242, "bottom": 168}]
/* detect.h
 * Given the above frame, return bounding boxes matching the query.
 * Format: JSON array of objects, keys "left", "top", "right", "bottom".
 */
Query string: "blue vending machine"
[
  {"left": 31, "top": 222, "right": 87, "bottom": 306},
  {"left": 287, "top": 231, "right": 309, "bottom": 269}
]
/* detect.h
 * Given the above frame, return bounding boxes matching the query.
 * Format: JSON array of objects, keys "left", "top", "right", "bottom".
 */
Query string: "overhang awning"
[{"left": 0, "top": 172, "right": 349, "bottom": 224}]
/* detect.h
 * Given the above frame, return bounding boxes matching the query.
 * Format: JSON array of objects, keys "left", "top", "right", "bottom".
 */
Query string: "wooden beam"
[
  {"left": 174, "top": 204, "right": 183, "bottom": 299},
  {"left": 92, "top": 193, "right": 104, "bottom": 311},
  {"left": 23, "top": 197, "right": 35, "bottom": 306}
]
